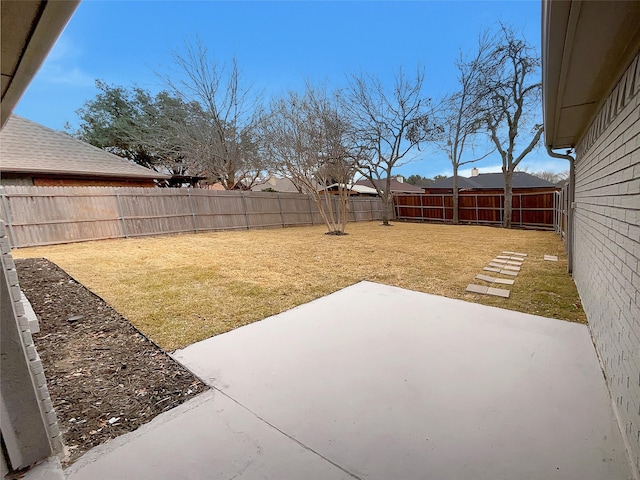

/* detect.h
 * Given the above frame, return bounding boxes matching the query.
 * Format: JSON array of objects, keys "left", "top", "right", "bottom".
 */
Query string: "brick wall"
[{"left": 574, "top": 52, "right": 640, "bottom": 474}]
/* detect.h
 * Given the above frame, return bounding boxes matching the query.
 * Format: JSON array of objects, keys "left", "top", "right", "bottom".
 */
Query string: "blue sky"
[{"left": 15, "top": 0, "right": 568, "bottom": 179}]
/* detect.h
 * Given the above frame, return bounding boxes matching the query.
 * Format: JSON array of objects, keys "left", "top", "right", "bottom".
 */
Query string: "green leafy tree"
[
  {"left": 405, "top": 174, "right": 434, "bottom": 187},
  {"left": 74, "top": 80, "right": 195, "bottom": 180}
]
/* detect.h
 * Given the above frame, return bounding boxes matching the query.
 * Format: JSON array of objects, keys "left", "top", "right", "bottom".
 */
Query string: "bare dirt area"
[{"left": 15, "top": 258, "right": 207, "bottom": 466}]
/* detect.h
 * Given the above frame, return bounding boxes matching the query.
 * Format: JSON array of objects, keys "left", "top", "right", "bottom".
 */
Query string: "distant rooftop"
[
  {"left": 355, "top": 177, "right": 424, "bottom": 193},
  {"left": 429, "top": 172, "right": 557, "bottom": 190}
]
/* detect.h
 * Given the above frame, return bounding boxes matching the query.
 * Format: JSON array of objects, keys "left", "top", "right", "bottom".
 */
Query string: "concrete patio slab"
[
  {"left": 66, "top": 391, "right": 354, "bottom": 480},
  {"left": 167, "top": 281, "right": 631, "bottom": 480}
]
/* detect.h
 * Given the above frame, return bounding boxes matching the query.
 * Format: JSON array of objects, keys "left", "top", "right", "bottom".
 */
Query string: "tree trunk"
[
  {"left": 381, "top": 177, "right": 393, "bottom": 226},
  {"left": 452, "top": 165, "right": 459, "bottom": 224},
  {"left": 503, "top": 170, "right": 513, "bottom": 228},
  {"left": 381, "top": 198, "right": 391, "bottom": 225}
]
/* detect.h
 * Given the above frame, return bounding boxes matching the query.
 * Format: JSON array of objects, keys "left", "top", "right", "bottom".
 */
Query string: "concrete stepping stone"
[
  {"left": 483, "top": 267, "right": 501, "bottom": 273},
  {"left": 506, "top": 260, "right": 523, "bottom": 266},
  {"left": 487, "top": 287, "right": 510, "bottom": 298},
  {"left": 492, "top": 258, "right": 508, "bottom": 264},
  {"left": 503, "top": 251, "right": 527, "bottom": 257},
  {"left": 466, "top": 284, "right": 488, "bottom": 294},
  {"left": 544, "top": 255, "right": 558, "bottom": 261},
  {"left": 475, "top": 274, "right": 496, "bottom": 283},
  {"left": 466, "top": 284, "right": 510, "bottom": 298},
  {"left": 499, "top": 269, "right": 518, "bottom": 276},
  {"left": 502, "top": 265, "right": 521, "bottom": 271},
  {"left": 475, "top": 274, "right": 516, "bottom": 286},
  {"left": 488, "top": 262, "right": 505, "bottom": 268},
  {"left": 496, "top": 255, "right": 511, "bottom": 260}
]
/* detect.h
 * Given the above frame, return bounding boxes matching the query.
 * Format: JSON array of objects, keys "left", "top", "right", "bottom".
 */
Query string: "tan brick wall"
[{"left": 574, "top": 51, "right": 640, "bottom": 474}]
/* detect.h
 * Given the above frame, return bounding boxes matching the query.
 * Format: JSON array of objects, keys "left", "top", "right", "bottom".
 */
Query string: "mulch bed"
[{"left": 15, "top": 258, "right": 208, "bottom": 466}]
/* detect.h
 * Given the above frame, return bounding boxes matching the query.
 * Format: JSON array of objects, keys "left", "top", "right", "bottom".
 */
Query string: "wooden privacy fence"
[
  {"left": 394, "top": 191, "right": 561, "bottom": 230},
  {"left": 554, "top": 185, "right": 569, "bottom": 238},
  {"left": 0, "top": 186, "right": 384, "bottom": 248}
]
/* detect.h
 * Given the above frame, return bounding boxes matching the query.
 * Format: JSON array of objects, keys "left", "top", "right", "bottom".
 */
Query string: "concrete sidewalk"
[{"left": 67, "top": 281, "right": 633, "bottom": 480}]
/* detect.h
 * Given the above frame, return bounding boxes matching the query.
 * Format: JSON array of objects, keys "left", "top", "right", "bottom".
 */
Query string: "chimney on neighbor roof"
[
  {"left": 471, "top": 167, "right": 479, "bottom": 177},
  {"left": 395, "top": 175, "right": 404, "bottom": 183}
]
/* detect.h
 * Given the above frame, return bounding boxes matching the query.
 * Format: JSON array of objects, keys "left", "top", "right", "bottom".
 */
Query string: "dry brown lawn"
[{"left": 15, "top": 222, "right": 585, "bottom": 351}]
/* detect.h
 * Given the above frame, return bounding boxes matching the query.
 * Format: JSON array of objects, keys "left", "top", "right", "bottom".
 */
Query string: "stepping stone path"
[
  {"left": 475, "top": 274, "right": 515, "bottom": 286},
  {"left": 544, "top": 255, "right": 558, "bottom": 261},
  {"left": 465, "top": 284, "right": 510, "bottom": 298},
  {"left": 467, "top": 251, "right": 527, "bottom": 298}
]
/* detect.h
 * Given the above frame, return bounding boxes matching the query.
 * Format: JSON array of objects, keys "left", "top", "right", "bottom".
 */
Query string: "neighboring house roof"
[
  {"left": 251, "top": 176, "right": 304, "bottom": 193},
  {"left": 318, "top": 183, "right": 379, "bottom": 195},
  {"left": 428, "top": 172, "right": 557, "bottom": 190},
  {"left": 0, "top": 115, "right": 170, "bottom": 180},
  {"left": 354, "top": 178, "right": 424, "bottom": 193}
]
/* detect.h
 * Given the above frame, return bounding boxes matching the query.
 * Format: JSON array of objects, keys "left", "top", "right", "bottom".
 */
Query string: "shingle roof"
[
  {"left": 0, "top": 115, "right": 170, "bottom": 180},
  {"left": 355, "top": 178, "right": 424, "bottom": 193},
  {"left": 429, "top": 172, "right": 557, "bottom": 189},
  {"left": 250, "top": 177, "right": 303, "bottom": 193}
]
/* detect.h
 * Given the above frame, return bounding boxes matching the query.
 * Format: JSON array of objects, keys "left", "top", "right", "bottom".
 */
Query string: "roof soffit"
[{"left": 543, "top": 0, "right": 640, "bottom": 149}]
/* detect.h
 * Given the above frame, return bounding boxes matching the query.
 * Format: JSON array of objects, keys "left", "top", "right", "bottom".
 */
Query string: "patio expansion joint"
[{"left": 212, "top": 387, "right": 364, "bottom": 480}]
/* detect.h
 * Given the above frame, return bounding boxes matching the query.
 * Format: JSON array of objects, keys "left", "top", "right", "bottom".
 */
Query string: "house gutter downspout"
[{"left": 546, "top": 146, "right": 575, "bottom": 274}]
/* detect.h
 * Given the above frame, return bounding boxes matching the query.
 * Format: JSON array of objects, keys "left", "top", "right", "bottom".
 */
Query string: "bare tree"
[
  {"left": 531, "top": 170, "right": 568, "bottom": 184},
  {"left": 343, "top": 67, "right": 440, "bottom": 226},
  {"left": 481, "top": 25, "right": 544, "bottom": 227},
  {"left": 164, "top": 39, "right": 265, "bottom": 189},
  {"left": 262, "top": 85, "right": 357, "bottom": 234},
  {"left": 439, "top": 34, "right": 495, "bottom": 224}
]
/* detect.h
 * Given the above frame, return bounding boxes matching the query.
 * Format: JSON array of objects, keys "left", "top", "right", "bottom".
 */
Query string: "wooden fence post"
[
  {"left": 475, "top": 194, "right": 479, "bottom": 224},
  {"left": 115, "top": 189, "right": 128, "bottom": 238},
  {"left": 308, "top": 196, "right": 314, "bottom": 225},
  {"left": 0, "top": 188, "right": 16, "bottom": 247},
  {"left": 240, "top": 192, "right": 250, "bottom": 229},
  {"left": 277, "top": 193, "right": 285, "bottom": 227},
  {"left": 187, "top": 188, "right": 198, "bottom": 233},
  {"left": 519, "top": 194, "right": 523, "bottom": 227}
]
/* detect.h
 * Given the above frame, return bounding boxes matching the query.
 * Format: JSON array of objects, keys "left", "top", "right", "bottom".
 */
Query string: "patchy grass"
[{"left": 15, "top": 222, "right": 585, "bottom": 351}]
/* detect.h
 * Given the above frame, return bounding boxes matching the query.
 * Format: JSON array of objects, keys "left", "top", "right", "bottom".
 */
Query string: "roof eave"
[
  {"left": 1, "top": 167, "right": 171, "bottom": 180},
  {"left": 542, "top": 0, "right": 640, "bottom": 150},
  {"left": 1, "top": 1, "right": 80, "bottom": 128}
]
